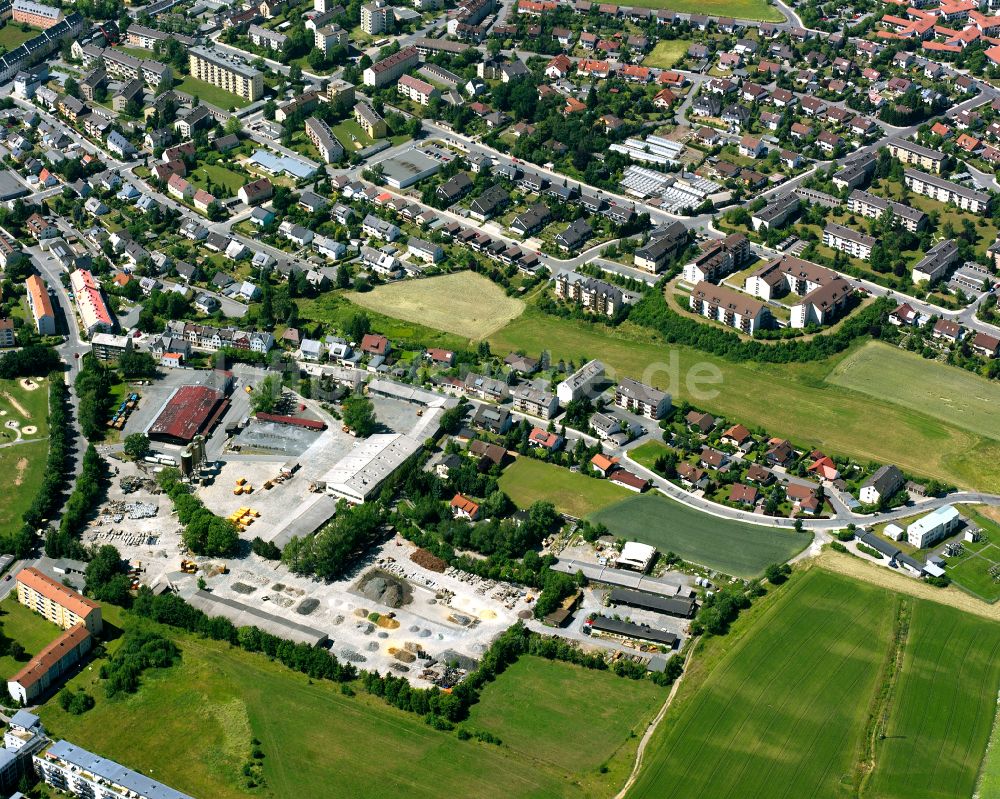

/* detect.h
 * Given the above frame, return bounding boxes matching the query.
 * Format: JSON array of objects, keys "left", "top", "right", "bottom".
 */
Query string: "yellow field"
[{"left": 348, "top": 272, "right": 524, "bottom": 339}]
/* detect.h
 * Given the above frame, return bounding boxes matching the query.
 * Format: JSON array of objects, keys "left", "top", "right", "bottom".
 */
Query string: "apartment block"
[
  {"left": 847, "top": 189, "right": 927, "bottom": 232},
  {"left": 12, "top": 0, "right": 62, "bottom": 29},
  {"left": 363, "top": 46, "right": 420, "bottom": 87},
  {"left": 25, "top": 274, "right": 55, "bottom": 335},
  {"left": 305, "top": 116, "right": 344, "bottom": 163},
  {"left": 554, "top": 273, "right": 623, "bottom": 317},
  {"left": 7, "top": 625, "right": 92, "bottom": 704},
  {"left": 397, "top": 73, "right": 439, "bottom": 105},
  {"left": 15, "top": 568, "right": 103, "bottom": 635},
  {"left": 511, "top": 384, "right": 560, "bottom": 419},
  {"left": 354, "top": 101, "right": 387, "bottom": 138},
  {"left": 188, "top": 47, "right": 263, "bottom": 102},
  {"left": 361, "top": 0, "right": 393, "bottom": 34},
  {"left": 888, "top": 138, "right": 945, "bottom": 173},
  {"left": 903, "top": 168, "right": 991, "bottom": 213},
  {"left": 614, "top": 377, "right": 671, "bottom": 420},
  {"left": 689, "top": 280, "right": 770, "bottom": 334},
  {"left": 823, "top": 222, "right": 876, "bottom": 260}
]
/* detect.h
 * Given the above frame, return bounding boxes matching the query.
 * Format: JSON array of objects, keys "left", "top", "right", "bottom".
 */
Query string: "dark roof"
[
  {"left": 608, "top": 587, "right": 695, "bottom": 618},
  {"left": 588, "top": 615, "right": 679, "bottom": 646},
  {"left": 149, "top": 385, "right": 229, "bottom": 443}
]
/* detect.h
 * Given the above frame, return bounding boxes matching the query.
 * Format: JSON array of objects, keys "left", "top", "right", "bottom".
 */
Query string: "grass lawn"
[
  {"left": 621, "top": 0, "right": 782, "bottom": 19},
  {"left": 0, "top": 440, "right": 48, "bottom": 540},
  {"left": 626, "top": 440, "right": 672, "bottom": 471},
  {"left": 0, "top": 376, "right": 49, "bottom": 439},
  {"left": 174, "top": 75, "right": 251, "bottom": 110},
  {"left": 943, "top": 506, "right": 1000, "bottom": 602},
  {"left": 188, "top": 163, "right": 248, "bottom": 197},
  {"left": 589, "top": 493, "right": 808, "bottom": 577},
  {"left": 468, "top": 655, "right": 662, "bottom": 791},
  {"left": 332, "top": 118, "right": 375, "bottom": 151},
  {"left": 0, "top": 597, "right": 63, "bottom": 680},
  {"left": 979, "top": 709, "right": 1000, "bottom": 799},
  {"left": 642, "top": 40, "right": 690, "bottom": 69},
  {"left": 39, "top": 615, "right": 613, "bottom": 799},
  {"left": 628, "top": 567, "right": 1000, "bottom": 799},
  {"left": 297, "top": 292, "right": 469, "bottom": 352},
  {"left": 864, "top": 600, "right": 1000, "bottom": 799},
  {"left": 487, "top": 308, "right": 1000, "bottom": 492},
  {"left": 499, "top": 458, "right": 632, "bottom": 518},
  {"left": 0, "top": 23, "right": 38, "bottom": 49},
  {"left": 827, "top": 341, "right": 1000, "bottom": 440},
  {"left": 347, "top": 272, "right": 525, "bottom": 340}
]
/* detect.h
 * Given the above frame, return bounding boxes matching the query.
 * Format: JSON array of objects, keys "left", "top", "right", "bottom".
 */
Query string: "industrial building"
[
  {"left": 587, "top": 616, "right": 679, "bottom": 648},
  {"left": 147, "top": 385, "right": 231, "bottom": 444},
  {"left": 609, "top": 587, "right": 696, "bottom": 618}
]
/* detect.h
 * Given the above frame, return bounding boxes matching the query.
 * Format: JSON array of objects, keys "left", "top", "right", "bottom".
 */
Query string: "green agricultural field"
[
  {"left": 629, "top": 570, "right": 896, "bottom": 798},
  {"left": 978, "top": 714, "right": 1000, "bottom": 798},
  {"left": 589, "top": 493, "right": 808, "bottom": 577},
  {"left": 0, "top": 24, "right": 39, "bottom": 49},
  {"left": 0, "top": 597, "right": 62, "bottom": 680},
  {"left": 864, "top": 601, "right": 1000, "bottom": 799},
  {"left": 487, "top": 309, "right": 1000, "bottom": 492},
  {"left": 643, "top": 40, "right": 690, "bottom": 69},
  {"left": 40, "top": 617, "right": 625, "bottom": 799},
  {"left": 828, "top": 341, "right": 1000, "bottom": 440},
  {"left": 628, "top": 568, "right": 1000, "bottom": 799},
  {"left": 468, "top": 655, "right": 662, "bottom": 791},
  {"left": 347, "top": 272, "right": 525, "bottom": 339},
  {"left": 620, "top": 0, "right": 783, "bottom": 19},
  {"left": 174, "top": 75, "right": 251, "bottom": 110},
  {"left": 499, "top": 458, "right": 632, "bottom": 518},
  {"left": 626, "top": 440, "right": 672, "bottom": 471},
  {"left": 188, "top": 164, "right": 247, "bottom": 197}
]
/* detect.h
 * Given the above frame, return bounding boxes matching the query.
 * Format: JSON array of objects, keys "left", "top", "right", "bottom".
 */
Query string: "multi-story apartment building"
[
  {"left": 397, "top": 73, "right": 439, "bottom": 105},
  {"left": 361, "top": 0, "right": 393, "bottom": 33},
  {"left": 7, "top": 624, "right": 92, "bottom": 703},
  {"left": 354, "top": 101, "right": 387, "bottom": 138},
  {"left": 887, "top": 138, "right": 945, "bottom": 173},
  {"left": 556, "top": 359, "right": 605, "bottom": 404},
  {"left": 363, "top": 45, "right": 419, "bottom": 87},
  {"left": 126, "top": 23, "right": 195, "bottom": 48},
  {"left": 633, "top": 221, "right": 688, "bottom": 273},
  {"left": 305, "top": 116, "right": 344, "bottom": 163},
  {"left": 823, "top": 222, "right": 876, "bottom": 260},
  {"left": 682, "top": 232, "right": 750, "bottom": 283},
  {"left": 315, "top": 23, "right": 348, "bottom": 55},
  {"left": 100, "top": 48, "right": 172, "bottom": 88},
  {"left": 614, "top": 378, "right": 671, "bottom": 420},
  {"left": 25, "top": 274, "right": 55, "bottom": 335},
  {"left": 164, "top": 320, "right": 275, "bottom": 353},
  {"left": 912, "top": 238, "right": 959, "bottom": 284},
  {"left": 69, "top": 268, "right": 113, "bottom": 337},
  {"left": 15, "top": 568, "right": 103, "bottom": 634},
  {"left": 553, "top": 273, "right": 623, "bottom": 317},
  {"left": 188, "top": 47, "right": 263, "bottom": 101},
  {"left": 511, "top": 385, "right": 560, "bottom": 419},
  {"left": 689, "top": 281, "right": 770, "bottom": 334},
  {"left": 904, "top": 168, "right": 991, "bottom": 213},
  {"left": 0, "top": 317, "right": 13, "bottom": 348},
  {"left": 12, "top": 0, "right": 62, "bottom": 29},
  {"left": 847, "top": 189, "right": 927, "bottom": 232},
  {"left": 327, "top": 78, "right": 355, "bottom": 105},
  {"left": 35, "top": 740, "right": 195, "bottom": 799},
  {"left": 248, "top": 23, "right": 287, "bottom": 51}
]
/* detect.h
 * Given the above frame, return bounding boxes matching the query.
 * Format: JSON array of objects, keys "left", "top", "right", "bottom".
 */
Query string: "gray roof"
[{"left": 45, "top": 740, "right": 194, "bottom": 799}]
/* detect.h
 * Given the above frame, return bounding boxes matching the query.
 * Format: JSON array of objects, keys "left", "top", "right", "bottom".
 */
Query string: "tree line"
[{"left": 45, "top": 444, "right": 104, "bottom": 560}]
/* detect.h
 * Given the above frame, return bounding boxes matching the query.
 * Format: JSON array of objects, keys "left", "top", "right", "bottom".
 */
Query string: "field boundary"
[
  {"left": 975, "top": 691, "right": 1000, "bottom": 799},
  {"left": 613, "top": 646, "right": 695, "bottom": 799}
]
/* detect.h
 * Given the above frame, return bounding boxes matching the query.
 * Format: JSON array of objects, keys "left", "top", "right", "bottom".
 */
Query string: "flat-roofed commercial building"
[
  {"left": 15, "top": 568, "right": 102, "bottom": 635},
  {"left": 25, "top": 274, "right": 55, "bottom": 335},
  {"left": 188, "top": 47, "right": 263, "bottom": 101}
]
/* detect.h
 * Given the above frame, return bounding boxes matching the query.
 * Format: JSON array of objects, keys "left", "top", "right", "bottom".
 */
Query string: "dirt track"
[{"left": 816, "top": 550, "right": 1000, "bottom": 621}]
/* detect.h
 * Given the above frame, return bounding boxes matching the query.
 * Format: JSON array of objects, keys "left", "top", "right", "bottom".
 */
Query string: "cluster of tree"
[
  {"left": 533, "top": 569, "right": 585, "bottom": 620},
  {"left": 118, "top": 350, "right": 158, "bottom": 380},
  {"left": 58, "top": 688, "right": 95, "bottom": 715},
  {"left": 84, "top": 544, "right": 133, "bottom": 607},
  {"left": 123, "top": 433, "right": 151, "bottom": 461},
  {"left": 157, "top": 469, "right": 240, "bottom": 556},
  {"left": 46, "top": 445, "right": 104, "bottom": 560},
  {"left": 135, "top": 289, "right": 195, "bottom": 334},
  {"left": 0, "top": 345, "right": 61, "bottom": 379},
  {"left": 6, "top": 378, "right": 70, "bottom": 556},
  {"left": 101, "top": 627, "right": 179, "bottom": 697},
  {"left": 631, "top": 290, "right": 894, "bottom": 363},
  {"left": 690, "top": 581, "right": 763, "bottom": 637},
  {"left": 342, "top": 394, "right": 377, "bottom": 437},
  {"left": 251, "top": 537, "right": 281, "bottom": 560},
  {"left": 130, "top": 588, "right": 357, "bottom": 682},
  {"left": 281, "top": 500, "right": 384, "bottom": 579},
  {"left": 75, "top": 355, "right": 114, "bottom": 440}
]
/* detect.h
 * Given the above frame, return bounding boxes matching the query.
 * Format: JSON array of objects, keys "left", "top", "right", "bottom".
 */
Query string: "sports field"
[
  {"left": 621, "top": 0, "right": 783, "bottom": 20},
  {"left": 40, "top": 614, "right": 639, "bottom": 799},
  {"left": 488, "top": 309, "right": 1000, "bottom": 492},
  {"left": 468, "top": 655, "right": 662, "bottom": 791},
  {"left": 643, "top": 40, "right": 689, "bottom": 69},
  {"left": 828, "top": 341, "right": 1000, "bottom": 440},
  {"left": 588, "top": 493, "right": 808, "bottom": 577},
  {"left": 627, "top": 568, "right": 1000, "bottom": 799},
  {"left": 348, "top": 272, "right": 524, "bottom": 340},
  {"left": 500, "top": 458, "right": 631, "bottom": 518}
]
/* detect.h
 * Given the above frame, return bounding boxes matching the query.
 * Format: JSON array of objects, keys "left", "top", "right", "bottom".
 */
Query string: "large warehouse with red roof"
[{"left": 148, "top": 385, "right": 231, "bottom": 444}]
